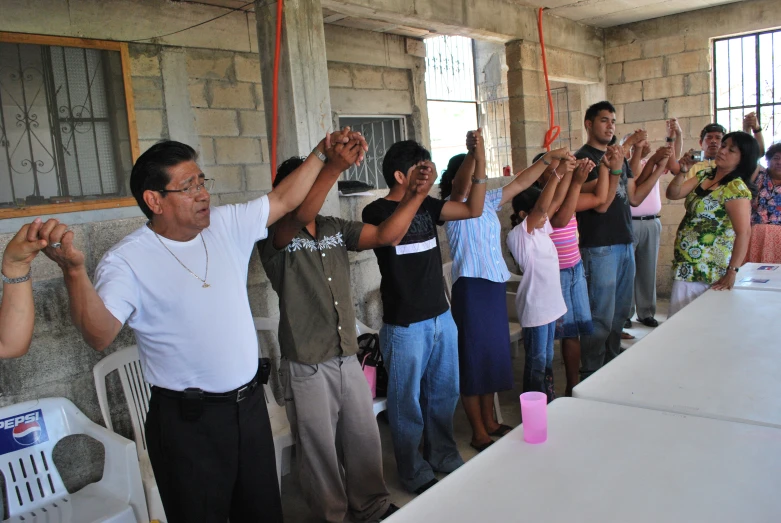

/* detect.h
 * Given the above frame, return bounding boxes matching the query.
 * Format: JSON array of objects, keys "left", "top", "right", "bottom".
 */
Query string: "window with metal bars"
[
  {"left": 337, "top": 116, "right": 406, "bottom": 190},
  {"left": 0, "top": 35, "right": 136, "bottom": 215},
  {"left": 550, "top": 87, "right": 573, "bottom": 151},
  {"left": 714, "top": 30, "right": 781, "bottom": 147}
]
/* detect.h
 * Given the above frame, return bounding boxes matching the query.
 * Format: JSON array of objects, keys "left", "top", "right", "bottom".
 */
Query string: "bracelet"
[
  {"left": 541, "top": 157, "right": 551, "bottom": 166},
  {"left": 553, "top": 169, "right": 562, "bottom": 181},
  {"left": 610, "top": 168, "right": 623, "bottom": 176},
  {"left": 1, "top": 267, "right": 31, "bottom": 284},
  {"left": 666, "top": 137, "right": 675, "bottom": 143},
  {"left": 471, "top": 176, "right": 488, "bottom": 185},
  {"left": 727, "top": 265, "right": 739, "bottom": 273},
  {"left": 311, "top": 146, "right": 327, "bottom": 163},
  {"left": 753, "top": 128, "right": 762, "bottom": 133}
]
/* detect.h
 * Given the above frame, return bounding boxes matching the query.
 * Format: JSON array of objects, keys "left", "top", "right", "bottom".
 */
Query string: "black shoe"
[
  {"left": 638, "top": 317, "right": 659, "bottom": 327},
  {"left": 378, "top": 503, "right": 400, "bottom": 520},
  {"left": 413, "top": 478, "right": 438, "bottom": 495},
  {"left": 624, "top": 318, "right": 632, "bottom": 329}
]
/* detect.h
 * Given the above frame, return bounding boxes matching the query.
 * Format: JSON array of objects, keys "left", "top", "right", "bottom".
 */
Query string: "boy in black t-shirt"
[{"left": 362, "top": 134, "right": 487, "bottom": 494}]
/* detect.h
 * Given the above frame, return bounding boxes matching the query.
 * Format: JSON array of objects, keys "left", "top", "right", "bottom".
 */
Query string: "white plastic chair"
[
  {"left": 355, "top": 320, "right": 388, "bottom": 417},
  {"left": 93, "top": 346, "right": 166, "bottom": 523},
  {"left": 506, "top": 291, "right": 523, "bottom": 359},
  {"left": 253, "top": 314, "right": 295, "bottom": 491},
  {"left": 0, "top": 397, "right": 148, "bottom": 523}
]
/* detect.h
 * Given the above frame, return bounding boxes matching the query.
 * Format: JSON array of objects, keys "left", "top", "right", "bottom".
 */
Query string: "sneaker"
[
  {"left": 638, "top": 317, "right": 659, "bottom": 327},
  {"left": 378, "top": 503, "right": 400, "bottom": 521},
  {"left": 413, "top": 478, "right": 438, "bottom": 495},
  {"left": 624, "top": 318, "right": 632, "bottom": 329}
]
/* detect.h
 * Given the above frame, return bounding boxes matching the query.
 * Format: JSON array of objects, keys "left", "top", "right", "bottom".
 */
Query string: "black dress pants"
[{"left": 145, "top": 385, "right": 283, "bottom": 523}]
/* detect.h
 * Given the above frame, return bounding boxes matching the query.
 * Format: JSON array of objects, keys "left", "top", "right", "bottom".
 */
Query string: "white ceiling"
[{"left": 182, "top": 0, "right": 747, "bottom": 33}]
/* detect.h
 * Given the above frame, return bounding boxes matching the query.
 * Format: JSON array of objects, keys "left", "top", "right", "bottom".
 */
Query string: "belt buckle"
[{"left": 236, "top": 385, "right": 249, "bottom": 402}]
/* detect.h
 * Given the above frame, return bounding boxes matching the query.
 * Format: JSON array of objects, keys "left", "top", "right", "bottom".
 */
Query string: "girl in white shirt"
[{"left": 506, "top": 168, "right": 569, "bottom": 401}]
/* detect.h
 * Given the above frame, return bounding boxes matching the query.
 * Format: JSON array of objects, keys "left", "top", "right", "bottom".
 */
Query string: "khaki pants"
[{"left": 281, "top": 355, "right": 390, "bottom": 522}]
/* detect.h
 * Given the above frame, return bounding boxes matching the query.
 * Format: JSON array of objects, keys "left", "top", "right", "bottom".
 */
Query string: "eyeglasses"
[{"left": 157, "top": 178, "right": 214, "bottom": 197}]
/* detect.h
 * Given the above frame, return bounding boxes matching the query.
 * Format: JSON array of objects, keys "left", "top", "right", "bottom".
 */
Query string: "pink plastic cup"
[{"left": 520, "top": 392, "right": 548, "bottom": 444}]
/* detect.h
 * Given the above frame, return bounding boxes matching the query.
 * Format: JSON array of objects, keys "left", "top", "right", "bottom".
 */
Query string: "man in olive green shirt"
[{"left": 258, "top": 137, "right": 432, "bottom": 522}]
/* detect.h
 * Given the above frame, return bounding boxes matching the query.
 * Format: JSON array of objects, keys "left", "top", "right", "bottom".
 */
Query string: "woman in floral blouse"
[
  {"left": 666, "top": 132, "right": 759, "bottom": 316},
  {"left": 751, "top": 143, "right": 781, "bottom": 225}
]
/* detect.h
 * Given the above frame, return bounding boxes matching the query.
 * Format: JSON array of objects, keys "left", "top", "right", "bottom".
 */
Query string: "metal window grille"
[
  {"left": 550, "top": 87, "right": 573, "bottom": 151},
  {"left": 714, "top": 30, "right": 781, "bottom": 143},
  {"left": 425, "top": 35, "right": 476, "bottom": 103},
  {"left": 0, "top": 42, "right": 131, "bottom": 207},
  {"left": 338, "top": 116, "right": 406, "bottom": 190},
  {"left": 478, "top": 84, "right": 511, "bottom": 178}
]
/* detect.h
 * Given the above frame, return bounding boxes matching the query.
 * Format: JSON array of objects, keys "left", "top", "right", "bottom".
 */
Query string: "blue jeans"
[
  {"left": 379, "top": 310, "right": 464, "bottom": 492},
  {"left": 522, "top": 321, "right": 556, "bottom": 402},
  {"left": 579, "top": 243, "right": 636, "bottom": 380}
]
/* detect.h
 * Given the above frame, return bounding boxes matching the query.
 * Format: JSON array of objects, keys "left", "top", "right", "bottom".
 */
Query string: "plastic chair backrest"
[
  {"left": 0, "top": 398, "right": 85, "bottom": 514},
  {"left": 506, "top": 291, "right": 519, "bottom": 322},
  {"left": 442, "top": 261, "right": 454, "bottom": 304},
  {"left": 93, "top": 345, "right": 151, "bottom": 459},
  {"left": 355, "top": 320, "right": 378, "bottom": 336}
]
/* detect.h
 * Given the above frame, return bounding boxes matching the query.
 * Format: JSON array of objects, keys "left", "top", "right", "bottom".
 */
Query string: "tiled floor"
[{"left": 281, "top": 301, "right": 670, "bottom": 522}]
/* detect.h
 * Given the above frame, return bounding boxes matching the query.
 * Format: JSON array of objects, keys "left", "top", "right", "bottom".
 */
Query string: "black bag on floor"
[{"left": 357, "top": 333, "right": 388, "bottom": 398}]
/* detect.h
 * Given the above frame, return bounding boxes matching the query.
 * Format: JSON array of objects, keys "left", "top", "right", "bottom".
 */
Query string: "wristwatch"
[
  {"left": 312, "top": 146, "right": 327, "bottom": 163},
  {"left": 2, "top": 268, "right": 31, "bottom": 284},
  {"left": 752, "top": 127, "right": 762, "bottom": 133},
  {"left": 727, "top": 266, "right": 739, "bottom": 273},
  {"left": 471, "top": 176, "right": 488, "bottom": 185}
]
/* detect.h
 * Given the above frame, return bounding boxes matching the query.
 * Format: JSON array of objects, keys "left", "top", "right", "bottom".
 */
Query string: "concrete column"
[
  {"left": 255, "top": 0, "right": 339, "bottom": 217},
  {"left": 505, "top": 40, "right": 549, "bottom": 171},
  {"left": 161, "top": 49, "right": 199, "bottom": 148}
]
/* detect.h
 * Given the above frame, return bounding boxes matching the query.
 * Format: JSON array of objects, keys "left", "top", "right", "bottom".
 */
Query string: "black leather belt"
[
  {"left": 152, "top": 376, "right": 260, "bottom": 403},
  {"left": 632, "top": 215, "right": 659, "bottom": 221}
]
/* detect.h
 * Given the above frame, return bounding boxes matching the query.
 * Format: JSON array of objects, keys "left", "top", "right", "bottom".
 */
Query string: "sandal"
[
  {"left": 469, "top": 440, "right": 494, "bottom": 452},
  {"left": 620, "top": 331, "right": 635, "bottom": 340},
  {"left": 488, "top": 424, "right": 514, "bottom": 438}
]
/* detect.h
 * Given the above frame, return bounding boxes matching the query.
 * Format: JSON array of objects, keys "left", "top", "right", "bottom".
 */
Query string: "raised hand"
[
  {"left": 39, "top": 219, "right": 85, "bottom": 274},
  {"left": 574, "top": 158, "right": 594, "bottom": 184},
  {"left": 471, "top": 129, "right": 485, "bottom": 163},
  {"left": 668, "top": 118, "right": 682, "bottom": 137},
  {"left": 561, "top": 156, "right": 578, "bottom": 174},
  {"left": 325, "top": 138, "right": 364, "bottom": 173},
  {"left": 2, "top": 219, "right": 48, "bottom": 279},
  {"left": 678, "top": 149, "right": 698, "bottom": 172},
  {"left": 743, "top": 112, "right": 759, "bottom": 132},
  {"left": 408, "top": 160, "right": 435, "bottom": 197},
  {"left": 606, "top": 144, "right": 624, "bottom": 170},
  {"left": 327, "top": 127, "right": 368, "bottom": 166},
  {"left": 466, "top": 131, "right": 477, "bottom": 153}
]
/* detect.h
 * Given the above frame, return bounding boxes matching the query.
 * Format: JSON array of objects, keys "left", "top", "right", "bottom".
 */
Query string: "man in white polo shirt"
[{"left": 39, "top": 136, "right": 360, "bottom": 522}]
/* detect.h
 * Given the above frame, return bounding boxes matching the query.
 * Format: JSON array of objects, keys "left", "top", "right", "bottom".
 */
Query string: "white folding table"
[
  {"left": 574, "top": 289, "right": 781, "bottom": 428},
  {"left": 386, "top": 398, "right": 781, "bottom": 523},
  {"left": 734, "top": 262, "right": 781, "bottom": 291}
]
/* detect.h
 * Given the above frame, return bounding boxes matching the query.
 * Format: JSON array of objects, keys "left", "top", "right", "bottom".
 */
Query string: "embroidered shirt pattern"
[{"left": 286, "top": 232, "right": 345, "bottom": 252}]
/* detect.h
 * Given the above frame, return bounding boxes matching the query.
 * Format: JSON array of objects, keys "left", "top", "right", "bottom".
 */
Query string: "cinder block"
[
  {"left": 234, "top": 54, "right": 261, "bottom": 83},
  {"left": 607, "top": 63, "right": 623, "bottom": 84},
  {"left": 199, "top": 137, "right": 216, "bottom": 166},
  {"left": 666, "top": 50, "right": 710, "bottom": 76},
  {"left": 351, "top": 65, "right": 383, "bottom": 89},
  {"left": 129, "top": 53, "right": 160, "bottom": 77},
  {"left": 239, "top": 110, "right": 267, "bottom": 137},
  {"left": 661, "top": 204, "right": 686, "bottom": 225},
  {"left": 685, "top": 72, "right": 710, "bottom": 95},
  {"left": 135, "top": 109, "right": 165, "bottom": 139},
  {"left": 624, "top": 99, "right": 666, "bottom": 124},
  {"left": 131, "top": 76, "right": 162, "bottom": 93},
  {"left": 209, "top": 165, "right": 244, "bottom": 193},
  {"left": 623, "top": 58, "right": 664, "bottom": 82},
  {"left": 643, "top": 76, "right": 685, "bottom": 100},
  {"left": 607, "top": 82, "right": 642, "bottom": 104},
  {"left": 132, "top": 89, "right": 163, "bottom": 110},
  {"left": 667, "top": 94, "right": 710, "bottom": 119},
  {"left": 327, "top": 63, "right": 353, "bottom": 88},
  {"left": 246, "top": 164, "right": 272, "bottom": 192},
  {"left": 186, "top": 49, "right": 233, "bottom": 80},
  {"left": 686, "top": 115, "right": 713, "bottom": 139},
  {"left": 605, "top": 43, "right": 641, "bottom": 64},
  {"left": 684, "top": 35, "right": 710, "bottom": 51},
  {"left": 194, "top": 109, "right": 239, "bottom": 137},
  {"left": 210, "top": 82, "right": 256, "bottom": 109},
  {"left": 188, "top": 79, "right": 209, "bottom": 108},
  {"left": 214, "top": 137, "right": 262, "bottom": 164},
  {"left": 383, "top": 69, "right": 409, "bottom": 91},
  {"left": 641, "top": 36, "right": 685, "bottom": 58}
]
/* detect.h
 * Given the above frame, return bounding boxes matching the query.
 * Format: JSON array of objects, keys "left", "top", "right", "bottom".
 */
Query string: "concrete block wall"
[{"left": 604, "top": 0, "right": 781, "bottom": 297}]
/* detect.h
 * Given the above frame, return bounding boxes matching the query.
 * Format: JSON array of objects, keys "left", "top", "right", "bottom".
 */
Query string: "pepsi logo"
[{"left": 12, "top": 421, "right": 42, "bottom": 446}]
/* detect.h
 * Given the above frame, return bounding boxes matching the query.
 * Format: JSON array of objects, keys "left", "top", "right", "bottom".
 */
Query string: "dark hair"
[
  {"left": 130, "top": 140, "right": 198, "bottom": 220},
  {"left": 765, "top": 142, "right": 781, "bottom": 163},
  {"left": 584, "top": 101, "right": 616, "bottom": 124},
  {"left": 273, "top": 156, "right": 306, "bottom": 188},
  {"left": 382, "top": 140, "right": 431, "bottom": 188},
  {"left": 439, "top": 153, "right": 467, "bottom": 200},
  {"left": 719, "top": 131, "right": 760, "bottom": 187},
  {"left": 531, "top": 152, "right": 546, "bottom": 188},
  {"left": 510, "top": 186, "right": 542, "bottom": 227},
  {"left": 700, "top": 123, "right": 727, "bottom": 142}
]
